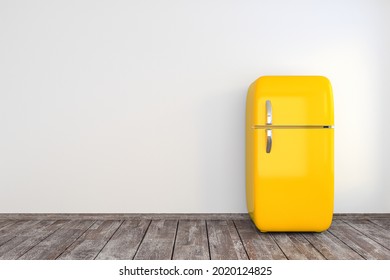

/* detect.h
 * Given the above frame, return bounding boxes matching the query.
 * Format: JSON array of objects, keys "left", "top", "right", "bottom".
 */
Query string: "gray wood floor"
[{"left": 0, "top": 214, "right": 389, "bottom": 260}]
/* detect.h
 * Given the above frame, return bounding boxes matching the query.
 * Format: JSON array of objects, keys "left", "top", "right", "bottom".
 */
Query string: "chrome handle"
[
  {"left": 266, "top": 129, "right": 272, "bottom": 153},
  {"left": 266, "top": 100, "right": 272, "bottom": 125}
]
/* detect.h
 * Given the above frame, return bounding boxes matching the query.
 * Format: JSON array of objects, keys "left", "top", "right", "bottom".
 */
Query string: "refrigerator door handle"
[
  {"left": 266, "top": 129, "right": 272, "bottom": 153},
  {"left": 266, "top": 100, "right": 272, "bottom": 125}
]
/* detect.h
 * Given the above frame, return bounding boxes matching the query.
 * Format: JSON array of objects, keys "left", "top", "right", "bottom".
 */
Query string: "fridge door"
[
  {"left": 252, "top": 127, "right": 334, "bottom": 232},
  {"left": 251, "top": 76, "right": 334, "bottom": 126}
]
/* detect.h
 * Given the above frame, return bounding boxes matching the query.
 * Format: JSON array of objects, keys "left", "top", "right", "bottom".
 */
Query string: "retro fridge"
[{"left": 246, "top": 76, "right": 334, "bottom": 232}]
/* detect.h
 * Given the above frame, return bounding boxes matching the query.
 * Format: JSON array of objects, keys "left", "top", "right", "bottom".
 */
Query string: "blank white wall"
[{"left": 0, "top": 0, "right": 389, "bottom": 213}]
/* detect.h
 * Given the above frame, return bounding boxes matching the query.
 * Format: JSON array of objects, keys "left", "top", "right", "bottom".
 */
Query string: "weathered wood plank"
[
  {"left": 0, "top": 220, "right": 35, "bottom": 236},
  {"left": 302, "top": 231, "right": 363, "bottom": 260},
  {"left": 57, "top": 220, "right": 122, "bottom": 260},
  {"left": 207, "top": 220, "right": 248, "bottom": 260},
  {"left": 0, "top": 215, "right": 389, "bottom": 260},
  {"left": 0, "top": 220, "right": 16, "bottom": 230},
  {"left": 271, "top": 233, "right": 325, "bottom": 260},
  {"left": 369, "top": 219, "right": 390, "bottom": 230},
  {"left": 343, "top": 219, "right": 390, "bottom": 250},
  {"left": 0, "top": 220, "right": 68, "bottom": 259},
  {"left": 234, "top": 220, "right": 286, "bottom": 260},
  {"left": 0, "top": 220, "right": 42, "bottom": 247},
  {"left": 333, "top": 214, "right": 390, "bottom": 220},
  {"left": 18, "top": 220, "right": 95, "bottom": 260},
  {"left": 328, "top": 220, "right": 390, "bottom": 259},
  {"left": 173, "top": 220, "right": 209, "bottom": 260},
  {"left": 134, "top": 220, "right": 177, "bottom": 260},
  {"left": 96, "top": 220, "right": 150, "bottom": 260}
]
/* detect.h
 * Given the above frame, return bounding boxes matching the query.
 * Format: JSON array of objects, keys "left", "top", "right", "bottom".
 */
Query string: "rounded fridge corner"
[{"left": 316, "top": 213, "right": 334, "bottom": 232}]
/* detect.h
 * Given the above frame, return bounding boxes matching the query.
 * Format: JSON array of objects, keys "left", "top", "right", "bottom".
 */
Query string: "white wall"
[{"left": 0, "top": 0, "right": 389, "bottom": 213}]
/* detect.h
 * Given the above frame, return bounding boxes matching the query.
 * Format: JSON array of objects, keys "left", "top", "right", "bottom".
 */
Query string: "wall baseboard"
[{"left": 0, "top": 213, "right": 389, "bottom": 220}]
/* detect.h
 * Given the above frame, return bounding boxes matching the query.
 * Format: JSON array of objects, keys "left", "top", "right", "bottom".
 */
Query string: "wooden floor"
[{"left": 0, "top": 214, "right": 389, "bottom": 260}]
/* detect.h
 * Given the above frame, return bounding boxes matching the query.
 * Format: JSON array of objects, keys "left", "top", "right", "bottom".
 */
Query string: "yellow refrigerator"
[{"left": 246, "top": 76, "right": 334, "bottom": 232}]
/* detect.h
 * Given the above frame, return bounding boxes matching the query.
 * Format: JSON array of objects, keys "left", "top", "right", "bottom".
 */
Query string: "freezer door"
[
  {"left": 252, "top": 128, "right": 334, "bottom": 232},
  {"left": 251, "top": 76, "right": 334, "bottom": 126}
]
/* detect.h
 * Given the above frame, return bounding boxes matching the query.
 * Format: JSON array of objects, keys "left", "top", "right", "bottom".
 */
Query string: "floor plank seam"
[
  {"left": 170, "top": 220, "right": 179, "bottom": 260},
  {"left": 94, "top": 220, "right": 125, "bottom": 260},
  {"left": 0, "top": 220, "right": 28, "bottom": 246},
  {"left": 0, "top": 221, "right": 15, "bottom": 231},
  {"left": 55, "top": 220, "right": 97, "bottom": 260},
  {"left": 269, "top": 233, "right": 288, "bottom": 260},
  {"left": 327, "top": 228, "right": 367, "bottom": 260},
  {"left": 300, "top": 233, "right": 327, "bottom": 260},
  {"left": 0, "top": 235, "right": 18, "bottom": 252},
  {"left": 368, "top": 219, "right": 389, "bottom": 231},
  {"left": 16, "top": 220, "right": 71, "bottom": 260},
  {"left": 0, "top": 234, "right": 16, "bottom": 248},
  {"left": 205, "top": 220, "right": 212, "bottom": 260},
  {"left": 132, "top": 220, "right": 152, "bottom": 260},
  {"left": 0, "top": 220, "right": 54, "bottom": 258},
  {"left": 341, "top": 219, "right": 390, "bottom": 251},
  {"left": 0, "top": 221, "right": 25, "bottom": 250},
  {"left": 232, "top": 220, "right": 250, "bottom": 260}
]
